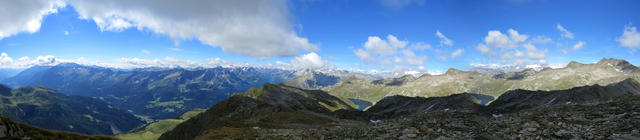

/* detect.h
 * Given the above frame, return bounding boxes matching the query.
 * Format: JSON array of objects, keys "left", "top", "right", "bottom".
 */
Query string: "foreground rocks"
[{"left": 245, "top": 95, "right": 640, "bottom": 139}]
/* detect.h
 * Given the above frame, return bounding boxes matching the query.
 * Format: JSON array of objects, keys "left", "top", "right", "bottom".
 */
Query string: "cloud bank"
[
  {"left": 1, "top": 0, "right": 317, "bottom": 58},
  {"left": 0, "top": 0, "right": 65, "bottom": 40}
]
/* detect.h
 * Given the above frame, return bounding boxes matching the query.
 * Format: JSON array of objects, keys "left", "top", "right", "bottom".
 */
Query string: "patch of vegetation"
[{"left": 116, "top": 108, "right": 205, "bottom": 140}]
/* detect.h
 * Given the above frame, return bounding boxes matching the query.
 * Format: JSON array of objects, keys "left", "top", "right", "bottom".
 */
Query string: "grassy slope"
[
  {"left": 115, "top": 108, "right": 206, "bottom": 140},
  {"left": 1, "top": 116, "right": 118, "bottom": 140}
]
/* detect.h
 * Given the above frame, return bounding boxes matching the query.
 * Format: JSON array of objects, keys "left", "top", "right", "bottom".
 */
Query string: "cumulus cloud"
[
  {"left": 476, "top": 29, "right": 550, "bottom": 66},
  {"left": 402, "top": 50, "right": 427, "bottom": 66},
  {"left": 290, "top": 52, "right": 333, "bottom": 69},
  {"left": 523, "top": 43, "right": 547, "bottom": 60},
  {"left": 354, "top": 34, "right": 429, "bottom": 71},
  {"left": 556, "top": 24, "right": 574, "bottom": 39},
  {"left": 571, "top": 41, "right": 585, "bottom": 51},
  {"left": 0, "top": 53, "right": 13, "bottom": 65},
  {"left": 435, "top": 30, "right": 453, "bottom": 46},
  {"left": 0, "top": 0, "right": 65, "bottom": 40},
  {"left": 483, "top": 29, "right": 527, "bottom": 51},
  {"left": 0, "top": 53, "right": 61, "bottom": 68},
  {"left": 360, "top": 35, "right": 407, "bottom": 56},
  {"left": 379, "top": 0, "right": 426, "bottom": 9},
  {"left": 68, "top": 0, "right": 316, "bottom": 58},
  {"left": 477, "top": 29, "right": 529, "bottom": 56},
  {"left": 617, "top": 25, "right": 640, "bottom": 49}
]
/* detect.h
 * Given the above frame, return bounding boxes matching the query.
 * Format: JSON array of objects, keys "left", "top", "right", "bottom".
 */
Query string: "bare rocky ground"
[{"left": 244, "top": 95, "right": 640, "bottom": 140}]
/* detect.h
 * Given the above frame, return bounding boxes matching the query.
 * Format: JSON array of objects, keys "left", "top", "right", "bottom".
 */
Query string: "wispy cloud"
[
  {"left": 435, "top": 30, "right": 453, "bottom": 46},
  {"left": 556, "top": 24, "right": 574, "bottom": 39}
]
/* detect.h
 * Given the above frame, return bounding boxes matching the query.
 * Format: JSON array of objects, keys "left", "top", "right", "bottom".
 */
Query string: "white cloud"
[
  {"left": 502, "top": 53, "right": 514, "bottom": 59},
  {"left": 476, "top": 29, "right": 549, "bottom": 66},
  {"left": 435, "top": 30, "right": 453, "bottom": 46},
  {"left": 556, "top": 24, "right": 574, "bottom": 39},
  {"left": 354, "top": 49, "right": 373, "bottom": 62},
  {"left": 484, "top": 29, "right": 525, "bottom": 50},
  {"left": 64, "top": 30, "right": 69, "bottom": 35},
  {"left": 68, "top": 0, "right": 317, "bottom": 58},
  {"left": 354, "top": 34, "right": 429, "bottom": 72},
  {"left": 291, "top": 52, "right": 335, "bottom": 69},
  {"left": 290, "top": 52, "right": 333, "bottom": 69},
  {"left": 514, "top": 50, "right": 524, "bottom": 57},
  {"left": 0, "top": 0, "right": 65, "bottom": 40},
  {"left": 402, "top": 50, "right": 427, "bottom": 66},
  {"left": 141, "top": 49, "right": 150, "bottom": 54},
  {"left": 34, "top": 55, "right": 57, "bottom": 65},
  {"left": 409, "top": 42, "right": 431, "bottom": 50},
  {"left": 507, "top": 29, "right": 529, "bottom": 42},
  {"left": 379, "top": 0, "right": 426, "bottom": 9},
  {"left": 523, "top": 43, "right": 547, "bottom": 60},
  {"left": 531, "top": 36, "right": 552, "bottom": 44},
  {"left": 0, "top": 53, "right": 14, "bottom": 65},
  {"left": 617, "top": 25, "right": 640, "bottom": 49},
  {"left": 361, "top": 35, "right": 407, "bottom": 56},
  {"left": 450, "top": 49, "right": 463, "bottom": 58},
  {"left": 571, "top": 41, "right": 585, "bottom": 51},
  {"left": 475, "top": 44, "right": 491, "bottom": 55},
  {"left": 0, "top": 53, "right": 62, "bottom": 68}
]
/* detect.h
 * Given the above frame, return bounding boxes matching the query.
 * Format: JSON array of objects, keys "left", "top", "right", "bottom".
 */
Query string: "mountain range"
[
  {"left": 2, "top": 63, "right": 294, "bottom": 120},
  {"left": 1, "top": 58, "right": 639, "bottom": 139},
  {"left": 327, "top": 58, "right": 640, "bottom": 104},
  {"left": 159, "top": 77, "right": 640, "bottom": 139}
]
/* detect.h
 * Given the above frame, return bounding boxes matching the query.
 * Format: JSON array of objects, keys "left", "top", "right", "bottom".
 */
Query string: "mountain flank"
[
  {"left": 160, "top": 78, "right": 640, "bottom": 139},
  {"left": 0, "top": 84, "right": 143, "bottom": 135}
]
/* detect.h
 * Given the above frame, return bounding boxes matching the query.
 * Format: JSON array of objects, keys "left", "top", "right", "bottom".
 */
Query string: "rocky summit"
[{"left": 158, "top": 84, "right": 360, "bottom": 140}]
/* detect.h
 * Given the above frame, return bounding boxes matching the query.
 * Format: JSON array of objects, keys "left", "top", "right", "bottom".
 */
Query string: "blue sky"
[{"left": 0, "top": 0, "right": 639, "bottom": 73}]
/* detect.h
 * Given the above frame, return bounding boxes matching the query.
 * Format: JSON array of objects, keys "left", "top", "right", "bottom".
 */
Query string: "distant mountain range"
[
  {"left": 0, "top": 84, "right": 143, "bottom": 135},
  {"left": 2, "top": 63, "right": 294, "bottom": 119},
  {"left": 327, "top": 58, "right": 640, "bottom": 103},
  {"left": 283, "top": 69, "right": 378, "bottom": 90}
]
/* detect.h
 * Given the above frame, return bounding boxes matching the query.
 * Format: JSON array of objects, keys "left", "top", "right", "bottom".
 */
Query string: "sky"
[{"left": 0, "top": 0, "right": 639, "bottom": 74}]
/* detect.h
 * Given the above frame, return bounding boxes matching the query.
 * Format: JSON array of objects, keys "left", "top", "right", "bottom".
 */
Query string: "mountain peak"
[
  {"left": 445, "top": 68, "right": 465, "bottom": 75},
  {"left": 566, "top": 61, "right": 584, "bottom": 68},
  {"left": 236, "top": 83, "right": 355, "bottom": 112},
  {"left": 597, "top": 58, "right": 627, "bottom": 64}
]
